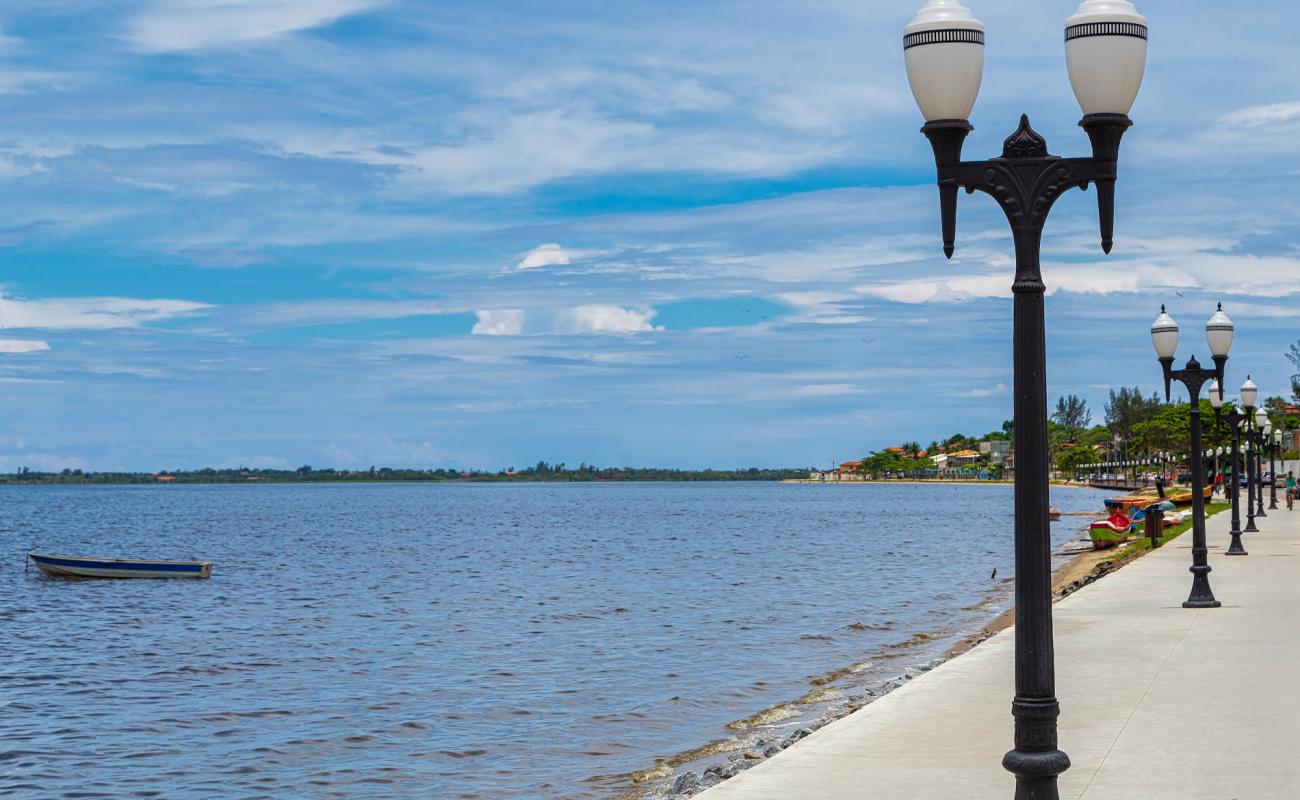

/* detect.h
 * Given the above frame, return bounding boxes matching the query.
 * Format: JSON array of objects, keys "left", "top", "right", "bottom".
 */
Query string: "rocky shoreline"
[
  {"left": 651, "top": 657, "right": 948, "bottom": 799},
  {"left": 645, "top": 522, "right": 1151, "bottom": 799}
]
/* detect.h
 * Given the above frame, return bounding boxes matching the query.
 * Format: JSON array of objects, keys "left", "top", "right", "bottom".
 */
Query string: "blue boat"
[{"left": 28, "top": 552, "right": 213, "bottom": 579}]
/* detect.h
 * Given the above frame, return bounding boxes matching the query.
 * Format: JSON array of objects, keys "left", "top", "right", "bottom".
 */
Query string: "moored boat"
[
  {"left": 28, "top": 552, "right": 213, "bottom": 579},
  {"left": 1088, "top": 512, "right": 1133, "bottom": 550}
]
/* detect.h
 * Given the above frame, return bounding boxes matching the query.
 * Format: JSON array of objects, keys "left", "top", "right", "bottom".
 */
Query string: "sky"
[{"left": 1, "top": 1, "right": 1298, "bottom": 472}]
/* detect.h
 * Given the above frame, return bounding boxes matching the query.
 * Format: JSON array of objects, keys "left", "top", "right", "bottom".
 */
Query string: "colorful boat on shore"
[
  {"left": 1089, "top": 512, "right": 1134, "bottom": 549},
  {"left": 28, "top": 552, "right": 213, "bottom": 579},
  {"left": 1103, "top": 485, "right": 1211, "bottom": 512}
]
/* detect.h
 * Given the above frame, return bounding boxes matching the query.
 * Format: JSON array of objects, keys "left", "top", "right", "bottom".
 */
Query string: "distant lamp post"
[
  {"left": 1254, "top": 407, "right": 1269, "bottom": 518},
  {"left": 1240, "top": 377, "right": 1260, "bottom": 532},
  {"left": 1151, "top": 304, "right": 1230, "bottom": 608},
  {"left": 1270, "top": 429, "right": 1282, "bottom": 509},
  {"left": 1208, "top": 380, "right": 1247, "bottom": 555},
  {"left": 904, "top": 0, "right": 1148, "bottom": 795}
]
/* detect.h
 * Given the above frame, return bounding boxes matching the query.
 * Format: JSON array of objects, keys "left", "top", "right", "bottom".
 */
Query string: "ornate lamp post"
[
  {"left": 903, "top": 2, "right": 1148, "bottom": 795},
  {"left": 1209, "top": 381, "right": 1247, "bottom": 555},
  {"left": 1240, "top": 377, "right": 1260, "bottom": 532},
  {"left": 903, "top": 1, "right": 1148, "bottom": 795},
  {"left": 1270, "top": 429, "right": 1282, "bottom": 509},
  {"left": 1254, "top": 407, "right": 1269, "bottom": 518},
  {"left": 1151, "top": 304, "right": 1231, "bottom": 607}
]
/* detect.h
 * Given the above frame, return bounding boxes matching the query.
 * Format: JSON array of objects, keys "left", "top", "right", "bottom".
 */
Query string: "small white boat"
[{"left": 28, "top": 552, "right": 213, "bottom": 579}]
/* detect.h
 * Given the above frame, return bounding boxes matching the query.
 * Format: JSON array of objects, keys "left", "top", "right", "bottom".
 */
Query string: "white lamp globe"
[
  {"left": 1150, "top": 306, "right": 1178, "bottom": 359},
  {"left": 904, "top": 0, "right": 985, "bottom": 122},
  {"left": 1275, "top": 430, "right": 1284, "bottom": 445},
  {"left": 1255, "top": 407, "right": 1268, "bottom": 429},
  {"left": 1065, "top": 0, "right": 1148, "bottom": 116},
  {"left": 1240, "top": 376, "right": 1258, "bottom": 409},
  {"left": 1207, "top": 379, "right": 1223, "bottom": 409},
  {"left": 1205, "top": 304, "right": 1234, "bottom": 358}
]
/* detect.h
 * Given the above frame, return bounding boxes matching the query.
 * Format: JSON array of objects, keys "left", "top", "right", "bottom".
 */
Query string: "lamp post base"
[
  {"left": 1245, "top": 518, "right": 1258, "bottom": 532},
  {"left": 1225, "top": 531, "right": 1248, "bottom": 556},
  {"left": 1003, "top": 747, "right": 1069, "bottom": 800},
  {"left": 1183, "top": 566, "right": 1219, "bottom": 608}
]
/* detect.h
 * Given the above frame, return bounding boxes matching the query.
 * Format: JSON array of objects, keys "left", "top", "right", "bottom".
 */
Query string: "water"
[{"left": 0, "top": 482, "right": 1109, "bottom": 799}]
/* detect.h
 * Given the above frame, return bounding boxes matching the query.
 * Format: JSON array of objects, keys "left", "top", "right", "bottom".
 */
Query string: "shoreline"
[
  {"left": 646, "top": 500, "right": 1229, "bottom": 800},
  {"left": 783, "top": 479, "right": 1099, "bottom": 489}
]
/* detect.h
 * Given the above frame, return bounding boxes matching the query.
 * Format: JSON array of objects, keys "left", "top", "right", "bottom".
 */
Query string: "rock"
[
  {"left": 904, "top": 666, "right": 925, "bottom": 679},
  {"left": 673, "top": 771, "right": 700, "bottom": 794},
  {"left": 699, "top": 773, "right": 721, "bottom": 789},
  {"left": 780, "top": 728, "right": 811, "bottom": 749},
  {"left": 743, "top": 750, "right": 764, "bottom": 760},
  {"left": 727, "top": 753, "right": 743, "bottom": 762},
  {"left": 704, "top": 764, "right": 726, "bottom": 778},
  {"left": 764, "top": 745, "right": 780, "bottom": 758},
  {"left": 732, "top": 759, "right": 754, "bottom": 773}
]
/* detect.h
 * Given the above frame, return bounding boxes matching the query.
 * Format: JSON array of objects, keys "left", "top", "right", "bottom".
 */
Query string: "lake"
[{"left": 0, "top": 482, "right": 1109, "bottom": 799}]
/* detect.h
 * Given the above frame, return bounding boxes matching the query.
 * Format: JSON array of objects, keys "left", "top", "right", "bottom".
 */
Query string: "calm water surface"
[{"left": 0, "top": 482, "right": 1109, "bottom": 799}]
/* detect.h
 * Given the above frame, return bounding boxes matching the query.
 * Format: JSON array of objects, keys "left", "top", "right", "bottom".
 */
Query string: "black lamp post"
[
  {"left": 903, "top": 1, "right": 1148, "bottom": 795},
  {"left": 1269, "top": 429, "right": 1281, "bottom": 509},
  {"left": 1209, "top": 380, "right": 1247, "bottom": 555},
  {"left": 1239, "top": 377, "right": 1260, "bottom": 532},
  {"left": 1151, "top": 305, "right": 1232, "bottom": 607},
  {"left": 1253, "top": 407, "right": 1269, "bottom": 519}
]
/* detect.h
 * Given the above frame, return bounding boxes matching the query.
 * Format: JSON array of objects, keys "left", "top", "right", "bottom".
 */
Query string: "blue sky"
[{"left": 1, "top": 1, "right": 1298, "bottom": 472}]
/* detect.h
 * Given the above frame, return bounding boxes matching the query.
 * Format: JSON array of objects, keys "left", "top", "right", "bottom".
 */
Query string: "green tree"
[
  {"left": 1051, "top": 394, "right": 1091, "bottom": 440},
  {"left": 1055, "top": 444, "right": 1095, "bottom": 474},
  {"left": 1104, "top": 387, "right": 1162, "bottom": 439},
  {"left": 1287, "top": 342, "right": 1300, "bottom": 401}
]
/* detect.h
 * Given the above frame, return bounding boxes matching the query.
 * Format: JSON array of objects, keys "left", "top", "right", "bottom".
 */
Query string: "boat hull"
[
  {"left": 1089, "top": 520, "right": 1132, "bottom": 550},
  {"left": 29, "top": 553, "right": 212, "bottom": 579}
]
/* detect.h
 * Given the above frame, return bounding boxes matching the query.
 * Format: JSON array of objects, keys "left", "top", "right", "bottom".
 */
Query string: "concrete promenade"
[{"left": 699, "top": 502, "right": 1300, "bottom": 799}]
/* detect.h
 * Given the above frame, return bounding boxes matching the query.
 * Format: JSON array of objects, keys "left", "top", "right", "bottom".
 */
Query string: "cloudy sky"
[{"left": 1, "top": 1, "right": 1297, "bottom": 472}]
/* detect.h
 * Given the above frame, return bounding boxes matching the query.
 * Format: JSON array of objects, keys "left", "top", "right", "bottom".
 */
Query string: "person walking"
[{"left": 1286, "top": 471, "right": 1295, "bottom": 511}]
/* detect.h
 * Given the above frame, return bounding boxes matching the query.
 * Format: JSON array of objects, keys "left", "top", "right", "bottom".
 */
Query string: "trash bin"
[{"left": 1143, "top": 502, "right": 1164, "bottom": 548}]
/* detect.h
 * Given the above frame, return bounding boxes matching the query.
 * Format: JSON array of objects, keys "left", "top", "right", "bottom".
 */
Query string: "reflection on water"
[{"left": 0, "top": 482, "right": 1107, "bottom": 799}]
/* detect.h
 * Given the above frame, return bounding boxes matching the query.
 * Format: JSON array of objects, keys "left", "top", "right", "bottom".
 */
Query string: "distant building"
[
  {"left": 979, "top": 440, "right": 1011, "bottom": 464},
  {"left": 949, "top": 449, "right": 982, "bottom": 466}
]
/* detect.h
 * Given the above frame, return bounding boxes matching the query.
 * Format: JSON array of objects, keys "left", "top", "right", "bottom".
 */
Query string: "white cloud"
[
  {"left": 1218, "top": 101, "right": 1300, "bottom": 130},
  {"left": 558, "top": 305, "right": 658, "bottom": 335},
  {"left": 126, "top": 0, "right": 387, "bottom": 53},
  {"left": 0, "top": 338, "right": 50, "bottom": 354},
  {"left": 1, "top": 295, "right": 209, "bottom": 330},
  {"left": 951, "top": 383, "right": 1010, "bottom": 398},
  {"left": 785, "top": 384, "right": 867, "bottom": 398},
  {"left": 472, "top": 305, "right": 659, "bottom": 336},
  {"left": 517, "top": 243, "right": 571, "bottom": 270},
  {"left": 472, "top": 309, "right": 526, "bottom": 336}
]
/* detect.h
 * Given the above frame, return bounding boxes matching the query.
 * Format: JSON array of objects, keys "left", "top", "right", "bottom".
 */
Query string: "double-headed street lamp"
[
  {"left": 1250, "top": 407, "right": 1270, "bottom": 519},
  {"left": 1209, "top": 379, "right": 1249, "bottom": 555},
  {"left": 903, "top": 1, "right": 1148, "bottom": 795},
  {"left": 1150, "top": 305, "right": 1232, "bottom": 608},
  {"left": 1252, "top": 410, "right": 1273, "bottom": 512},
  {"left": 1238, "top": 377, "right": 1261, "bottom": 532},
  {"left": 1268, "top": 428, "right": 1282, "bottom": 509}
]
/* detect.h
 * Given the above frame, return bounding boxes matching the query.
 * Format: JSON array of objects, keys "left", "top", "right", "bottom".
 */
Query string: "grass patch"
[{"left": 1102, "top": 502, "right": 1231, "bottom": 562}]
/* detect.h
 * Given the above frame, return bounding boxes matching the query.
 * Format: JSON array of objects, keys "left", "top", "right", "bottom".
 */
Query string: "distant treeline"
[{"left": 1, "top": 462, "right": 811, "bottom": 485}]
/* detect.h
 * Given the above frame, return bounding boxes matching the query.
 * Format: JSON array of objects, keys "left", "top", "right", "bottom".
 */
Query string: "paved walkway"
[{"left": 699, "top": 502, "right": 1300, "bottom": 799}]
